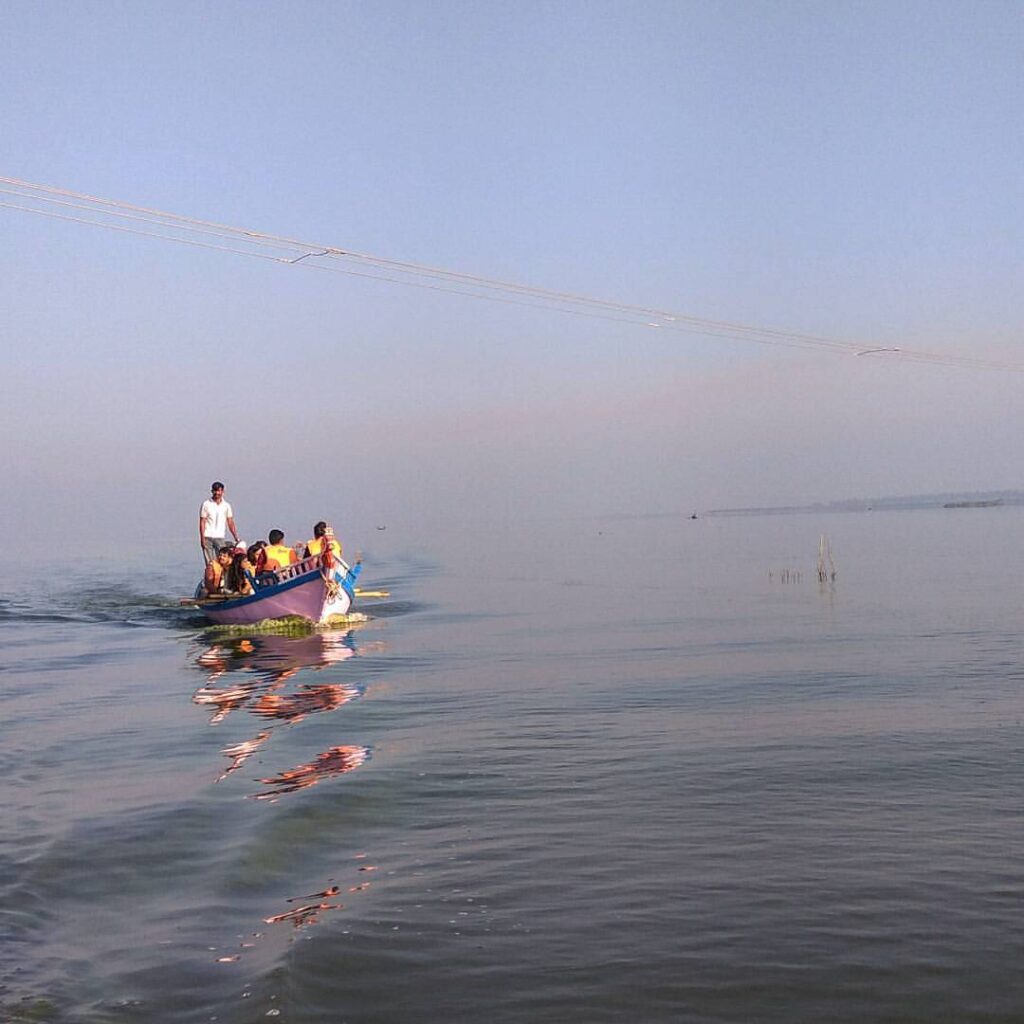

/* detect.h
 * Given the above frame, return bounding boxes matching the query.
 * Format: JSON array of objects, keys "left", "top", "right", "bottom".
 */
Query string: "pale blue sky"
[{"left": 1, "top": 1, "right": 1021, "bottom": 550}]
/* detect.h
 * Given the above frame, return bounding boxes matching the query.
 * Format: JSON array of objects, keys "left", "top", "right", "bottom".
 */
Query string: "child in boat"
[{"left": 203, "top": 546, "right": 234, "bottom": 596}]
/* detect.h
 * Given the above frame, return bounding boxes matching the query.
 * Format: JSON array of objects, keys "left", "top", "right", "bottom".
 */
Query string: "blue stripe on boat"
[
  {"left": 341, "top": 563, "right": 362, "bottom": 599},
  {"left": 212, "top": 564, "right": 360, "bottom": 612}
]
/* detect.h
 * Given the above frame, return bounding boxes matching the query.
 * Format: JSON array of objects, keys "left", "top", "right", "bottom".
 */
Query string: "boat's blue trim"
[
  {"left": 213, "top": 568, "right": 323, "bottom": 611},
  {"left": 205, "top": 561, "right": 362, "bottom": 613},
  {"left": 340, "top": 562, "right": 362, "bottom": 599}
]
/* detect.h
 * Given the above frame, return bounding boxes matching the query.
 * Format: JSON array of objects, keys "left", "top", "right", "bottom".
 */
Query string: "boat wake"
[{"left": 0, "top": 588, "right": 200, "bottom": 629}]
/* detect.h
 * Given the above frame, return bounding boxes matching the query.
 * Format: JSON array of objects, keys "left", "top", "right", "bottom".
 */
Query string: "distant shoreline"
[{"left": 706, "top": 491, "right": 1024, "bottom": 518}]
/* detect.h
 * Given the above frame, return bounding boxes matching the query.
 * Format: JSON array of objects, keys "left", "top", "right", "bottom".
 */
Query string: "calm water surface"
[{"left": 2, "top": 509, "right": 1024, "bottom": 1022}]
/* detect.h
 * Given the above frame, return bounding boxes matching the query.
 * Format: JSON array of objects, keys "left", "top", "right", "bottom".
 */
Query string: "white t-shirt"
[{"left": 200, "top": 498, "right": 234, "bottom": 538}]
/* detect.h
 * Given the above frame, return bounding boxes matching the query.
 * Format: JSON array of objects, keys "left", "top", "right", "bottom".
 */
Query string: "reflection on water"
[
  {"left": 214, "top": 870, "right": 375, "bottom": 962},
  {"left": 289, "top": 884, "right": 340, "bottom": 901},
  {"left": 216, "top": 730, "right": 270, "bottom": 781},
  {"left": 254, "top": 744, "right": 370, "bottom": 801},
  {"left": 256, "top": 867, "right": 376, "bottom": 935},
  {"left": 264, "top": 885, "right": 344, "bottom": 928},
  {"left": 264, "top": 899, "right": 343, "bottom": 928},
  {"left": 250, "top": 683, "right": 360, "bottom": 723},
  {"left": 187, "top": 625, "right": 376, "bottom": 952},
  {"left": 193, "top": 629, "right": 358, "bottom": 685},
  {"left": 190, "top": 627, "right": 369, "bottom": 800},
  {"left": 193, "top": 681, "right": 258, "bottom": 724}
]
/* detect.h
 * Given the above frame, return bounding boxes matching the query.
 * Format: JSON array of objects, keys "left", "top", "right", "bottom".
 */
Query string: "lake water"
[{"left": 3, "top": 507, "right": 1024, "bottom": 1023}]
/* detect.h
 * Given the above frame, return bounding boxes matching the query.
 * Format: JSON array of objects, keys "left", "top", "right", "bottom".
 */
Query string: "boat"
[
  {"left": 187, "top": 553, "right": 362, "bottom": 626},
  {"left": 942, "top": 499, "right": 1003, "bottom": 509}
]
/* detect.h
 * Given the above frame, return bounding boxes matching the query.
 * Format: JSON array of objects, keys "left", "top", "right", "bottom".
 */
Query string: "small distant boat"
[
  {"left": 187, "top": 554, "right": 362, "bottom": 626},
  {"left": 942, "top": 499, "right": 1003, "bottom": 509}
]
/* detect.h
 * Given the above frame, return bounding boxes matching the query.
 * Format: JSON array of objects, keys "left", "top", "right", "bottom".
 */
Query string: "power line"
[{"left": 1, "top": 176, "right": 1019, "bottom": 372}]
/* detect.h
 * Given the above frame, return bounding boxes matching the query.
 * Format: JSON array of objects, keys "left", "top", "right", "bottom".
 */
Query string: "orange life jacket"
[{"left": 204, "top": 560, "right": 225, "bottom": 594}]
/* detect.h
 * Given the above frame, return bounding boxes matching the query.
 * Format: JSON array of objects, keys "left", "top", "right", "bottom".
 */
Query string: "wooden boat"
[{"left": 187, "top": 554, "right": 362, "bottom": 626}]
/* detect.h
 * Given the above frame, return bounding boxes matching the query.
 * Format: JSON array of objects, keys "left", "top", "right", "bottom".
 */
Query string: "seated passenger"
[
  {"left": 303, "top": 520, "right": 342, "bottom": 559},
  {"left": 247, "top": 541, "right": 277, "bottom": 585},
  {"left": 225, "top": 549, "right": 255, "bottom": 596},
  {"left": 247, "top": 541, "right": 267, "bottom": 573},
  {"left": 203, "top": 546, "right": 234, "bottom": 596},
  {"left": 263, "top": 529, "right": 298, "bottom": 572}
]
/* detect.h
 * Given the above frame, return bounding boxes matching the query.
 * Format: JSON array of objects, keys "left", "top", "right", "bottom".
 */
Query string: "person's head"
[
  {"left": 216, "top": 546, "right": 233, "bottom": 565},
  {"left": 268, "top": 529, "right": 284, "bottom": 546},
  {"left": 247, "top": 543, "right": 264, "bottom": 563},
  {"left": 227, "top": 552, "right": 250, "bottom": 590},
  {"left": 313, "top": 521, "right": 328, "bottom": 539}
]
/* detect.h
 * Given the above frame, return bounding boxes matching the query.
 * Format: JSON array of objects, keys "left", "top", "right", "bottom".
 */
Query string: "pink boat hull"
[{"left": 201, "top": 557, "right": 360, "bottom": 626}]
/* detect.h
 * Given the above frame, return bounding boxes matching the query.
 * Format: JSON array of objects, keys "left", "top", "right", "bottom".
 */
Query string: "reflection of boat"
[
  {"left": 191, "top": 628, "right": 364, "bottom": 776},
  {"left": 193, "top": 628, "right": 358, "bottom": 684},
  {"left": 189, "top": 554, "right": 362, "bottom": 626},
  {"left": 254, "top": 745, "right": 369, "bottom": 800}
]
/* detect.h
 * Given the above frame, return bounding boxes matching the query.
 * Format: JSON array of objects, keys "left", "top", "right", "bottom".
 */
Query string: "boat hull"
[{"left": 202, "top": 558, "right": 361, "bottom": 626}]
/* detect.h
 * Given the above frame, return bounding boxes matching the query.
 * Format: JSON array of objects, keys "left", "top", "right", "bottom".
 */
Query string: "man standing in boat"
[{"left": 199, "top": 481, "right": 240, "bottom": 564}]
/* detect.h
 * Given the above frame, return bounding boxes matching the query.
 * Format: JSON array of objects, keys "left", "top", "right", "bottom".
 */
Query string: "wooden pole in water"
[{"left": 818, "top": 534, "right": 837, "bottom": 583}]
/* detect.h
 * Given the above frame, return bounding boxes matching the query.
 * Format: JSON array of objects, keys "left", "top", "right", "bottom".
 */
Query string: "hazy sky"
[{"left": 1, "top": 1, "right": 1021, "bottom": 551}]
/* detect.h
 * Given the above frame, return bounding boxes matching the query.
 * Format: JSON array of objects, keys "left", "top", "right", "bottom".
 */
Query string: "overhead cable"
[{"left": 0, "top": 176, "right": 1018, "bottom": 372}]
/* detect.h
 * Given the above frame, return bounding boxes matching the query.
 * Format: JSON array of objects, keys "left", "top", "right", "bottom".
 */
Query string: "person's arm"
[
  {"left": 199, "top": 513, "right": 209, "bottom": 563},
  {"left": 227, "top": 515, "right": 239, "bottom": 542}
]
